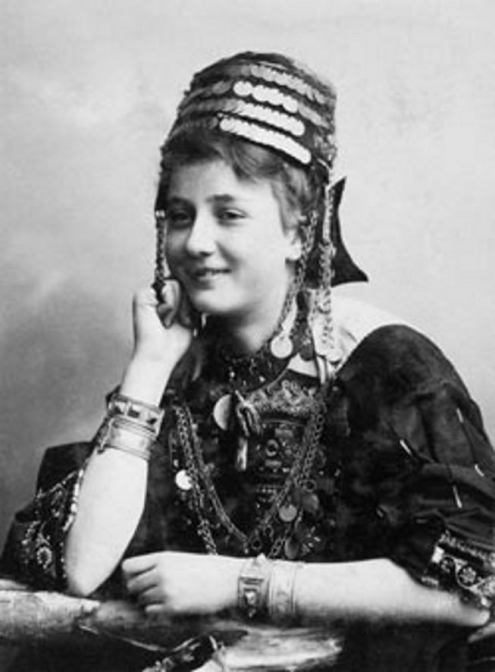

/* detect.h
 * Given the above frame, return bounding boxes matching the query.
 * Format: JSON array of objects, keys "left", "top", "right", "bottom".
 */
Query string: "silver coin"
[
  {"left": 175, "top": 470, "right": 192, "bottom": 491},
  {"left": 284, "top": 536, "right": 300, "bottom": 560},
  {"left": 279, "top": 503, "right": 298, "bottom": 522},
  {"left": 270, "top": 334, "right": 293, "bottom": 359},
  {"left": 213, "top": 394, "right": 232, "bottom": 431}
]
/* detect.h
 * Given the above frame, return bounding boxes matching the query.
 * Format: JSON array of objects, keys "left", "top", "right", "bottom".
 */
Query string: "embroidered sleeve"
[
  {"left": 1, "top": 444, "right": 91, "bottom": 591},
  {"left": 2, "top": 468, "right": 84, "bottom": 590},
  {"left": 340, "top": 325, "right": 495, "bottom": 611},
  {"left": 388, "top": 382, "right": 495, "bottom": 610}
]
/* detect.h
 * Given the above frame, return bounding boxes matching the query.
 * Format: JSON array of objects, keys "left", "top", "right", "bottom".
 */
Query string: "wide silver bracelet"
[
  {"left": 267, "top": 560, "right": 303, "bottom": 624},
  {"left": 237, "top": 554, "right": 272, "bottom": 619},
  {"left": 108, "top": 392, "right": 164, "bottom": 437},
  {"left": 94, "top": 415, "right": 157, "bottom": 462}
]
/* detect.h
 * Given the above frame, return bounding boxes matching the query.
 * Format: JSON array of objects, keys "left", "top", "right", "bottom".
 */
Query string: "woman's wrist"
[
  {"left": 236, "top": 556, "right": 303, "bottom": 624},
  {"left": 120, "top": 352, "right": 175, "bottom": 406},
  {"left": 94, "top": 392, "right": 165, "bottom": 462}
]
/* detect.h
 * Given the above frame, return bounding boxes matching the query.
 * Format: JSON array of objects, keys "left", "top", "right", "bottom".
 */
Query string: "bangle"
[
  {"left": 237, "top": 554, "right": 272, "bottom": 619},
  {"left": 267, "top": 560, "right": 303, "bottom": 624},
  {"left": 94, "top": 417, "right": 155, "bottom": 461},
  {"left": 104, "top": 442, "right": 153, "bottom": 461},
  {"left": 93, "top": 392, "right": 164, "bottom": 462},
  {"left": 108, "top": 392, "right": 164, "bottom": 437}
]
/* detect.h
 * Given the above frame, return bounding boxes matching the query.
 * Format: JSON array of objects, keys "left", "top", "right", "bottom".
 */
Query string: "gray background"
[{"left": 1, "top": 0, "right": 494, "bottom": 547}]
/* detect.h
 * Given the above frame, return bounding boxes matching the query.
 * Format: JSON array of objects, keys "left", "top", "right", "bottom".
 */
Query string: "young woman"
[{"left": 3, "top": 51, "right": 495, "bottom": 672}]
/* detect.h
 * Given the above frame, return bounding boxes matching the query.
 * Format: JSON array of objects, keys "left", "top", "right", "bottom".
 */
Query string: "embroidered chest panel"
[{"left": 163, "top": 371, "right": 349, "bottom": 561}]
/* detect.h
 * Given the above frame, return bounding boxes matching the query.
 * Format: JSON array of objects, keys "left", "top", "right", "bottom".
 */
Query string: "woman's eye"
[
  {"left": 217, "top": 209, "right": 245, "bottom": 224},
  {"left": 166, "top": 210, "right": 193, "bottom": 229}
]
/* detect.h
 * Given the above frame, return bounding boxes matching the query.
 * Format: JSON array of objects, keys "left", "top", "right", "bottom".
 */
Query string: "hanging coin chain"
[
  {"left": 152, "top": 210, "right": 168, "bottom": 297},
  {"left": 173, "top": 384, "right": 329, "bottom": 558},
  {"left": 315, "top": 176, "right": 339, "bottom": 364},
  {"left": 270, "top": 219, "right": 315, "bottom": 360}
]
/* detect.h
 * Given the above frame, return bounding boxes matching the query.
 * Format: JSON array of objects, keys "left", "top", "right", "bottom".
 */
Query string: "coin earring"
[
  {"left": 270, "top": 219, "right": 307, "bottom": 361},
  {"left": 270, "top": 300, "right": 298, "bottom": 360}
]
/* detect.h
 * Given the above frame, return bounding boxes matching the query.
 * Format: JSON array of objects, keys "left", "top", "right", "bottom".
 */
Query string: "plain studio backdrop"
[{"left": 1, "top": 0, "right": 494, "bottom": 548}]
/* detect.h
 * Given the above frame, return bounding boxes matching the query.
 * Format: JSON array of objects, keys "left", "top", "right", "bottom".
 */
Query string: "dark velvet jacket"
[{"left": 2, "top": 325, "right": 495, "bottom": 672}]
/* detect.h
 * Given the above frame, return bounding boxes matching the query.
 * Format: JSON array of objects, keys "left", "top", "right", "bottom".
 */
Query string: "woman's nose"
[{"left": 185, "top": 214, "right": 216, "bottom": 256}]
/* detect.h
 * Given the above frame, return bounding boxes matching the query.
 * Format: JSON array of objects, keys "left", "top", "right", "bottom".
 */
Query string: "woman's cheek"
[{"left": 165, "top": 237, "right": 182, "bottom": 274}]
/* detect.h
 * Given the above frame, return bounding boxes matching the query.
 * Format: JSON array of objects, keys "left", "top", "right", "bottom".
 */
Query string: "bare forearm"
[
  {"left": 64, "top": 356, "right": 173, "bottom": 596},
  {"left": 120, "top": 551, "right": 489, "bottom": 628},
  {"left": 64, "top": 450, "right": 148, "bottom": 596},
  {"left": 294, "top": 558, "right": 489, "bottom": 627}
]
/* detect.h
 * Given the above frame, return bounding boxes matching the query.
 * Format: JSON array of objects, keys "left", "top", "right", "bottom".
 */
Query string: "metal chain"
[
  {"left": 153, "top": 210, "right": 168, "bottom": 296},
  {"left": 173, "top": 381, "right": 329, "bottom": 558},
  {"left": 317, "top": 176, "right": 336, "bottom": 357},
  {"left": 175, "top": 404, "right": 247, "bottom": 552},
  {"left": 175, "top": 405, "right": 219, "bottom": 554}
]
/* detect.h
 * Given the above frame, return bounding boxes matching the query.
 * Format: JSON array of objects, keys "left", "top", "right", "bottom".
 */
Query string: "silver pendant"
[
  {"left": 213, "top": 394, "right": 232, "bottom": 431},
  {"left": 278, "top": 503, "right": 298, "bottom": 522},
  {"left": 235, "top": 437, "right": 249, "bottom": 472},
  {"left": 270, "top": 299, "right": 297, "bottom": 359},
  {"left": 270, "top": 332, "right": 293, "bottom": 359},
  {"left": 284, "top": 536, "right": 300, "bottom": 560},
  {"left": 175, "top": 470, "right": 192, "bottom": 491}
]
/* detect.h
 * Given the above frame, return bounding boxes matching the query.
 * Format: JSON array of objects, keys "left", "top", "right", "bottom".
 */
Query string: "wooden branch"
[{"left": 0, "top": 581, "right": 342, "bottom": 670}]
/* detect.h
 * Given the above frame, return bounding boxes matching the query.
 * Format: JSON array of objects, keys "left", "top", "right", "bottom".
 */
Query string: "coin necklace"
[
  {"left": 212, "top": 295, "right": 299, "bottom": 437},
  {"left": 174, "top": 382, "right": 328, "bottom": 558}
]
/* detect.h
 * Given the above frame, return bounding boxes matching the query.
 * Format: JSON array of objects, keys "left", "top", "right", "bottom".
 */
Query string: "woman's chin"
[{"left": 188, "top": 295, "right": 232, "bottom": 317}]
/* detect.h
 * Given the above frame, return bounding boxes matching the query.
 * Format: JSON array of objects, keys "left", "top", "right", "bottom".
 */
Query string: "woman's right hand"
[
  {"left": 131, "top": 282, "right": 195, "bottom": 369},
  {"left": 119, "top": 282, "right": 197, "bottom": 404}
]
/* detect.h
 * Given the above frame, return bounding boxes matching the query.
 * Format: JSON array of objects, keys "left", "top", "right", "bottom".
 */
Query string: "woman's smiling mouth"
[{"left": 187, "top": 267, "right": 230, "bottom": 282}]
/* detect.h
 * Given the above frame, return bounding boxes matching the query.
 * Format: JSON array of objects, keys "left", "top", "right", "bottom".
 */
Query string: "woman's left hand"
[{"left": 122, "top": 551, "right": 242, "bottom": 616}]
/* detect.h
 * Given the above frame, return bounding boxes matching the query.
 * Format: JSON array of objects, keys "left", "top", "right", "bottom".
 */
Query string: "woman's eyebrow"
[
  {"left": 208, "top": 194, "right": 255, "bottom": 206},
  {"left": 165, "top": 193, "right": 254, "bottom": 206},
  {"left": 209, "top": 194, "right": 235, "bottom": 204},
  {"left": 165, "top": 196, "right": 191, "bottom": 207}
]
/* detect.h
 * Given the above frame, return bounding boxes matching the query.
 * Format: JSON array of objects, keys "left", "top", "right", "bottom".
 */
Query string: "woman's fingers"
[
  {"left": 157, "top": 280, "right": 181, "bottom": 328},
  {"left": 177, "top": 292, "right": 198, "bottom": 329},
  {"left": 133, "top": 286, "right": 159, "bottom": 309},
  {"left": 125, "top": 569, "right": 156, "bottom": 595},
  {"left": 155, "top": 279, "right": 199, "bottom": 330},
  {"left": 144, "top": 603, "right": 168, "bottom": 616},
  {"left": 137, "top": 586, "right": 165, "bottom": 607},
  {"left": 122, "top": 554, "right": 170, "bottom": 610},
  {"left": 122, "top": 553, "right": 159, "bottom": 577}
]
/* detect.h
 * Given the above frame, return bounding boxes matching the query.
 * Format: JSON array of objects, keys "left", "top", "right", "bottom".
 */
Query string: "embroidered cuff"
[{"left": 422, "top": 530, "right": 495, "bottom": 609}]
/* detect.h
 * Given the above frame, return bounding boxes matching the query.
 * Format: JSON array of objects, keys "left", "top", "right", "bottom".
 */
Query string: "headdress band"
[{"left": 166, "top": 51, "right": 337, "bottom": 171}]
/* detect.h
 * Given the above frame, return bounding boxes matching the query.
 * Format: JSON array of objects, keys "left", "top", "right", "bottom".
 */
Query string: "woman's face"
[{"left": 165, "top": 159, "right": 301, "bottom": 322}]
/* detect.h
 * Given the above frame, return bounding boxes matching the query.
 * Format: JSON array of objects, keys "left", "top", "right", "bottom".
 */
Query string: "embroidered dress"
[{"left": 2, "top": 323, "right": 495, "bottom": 671}]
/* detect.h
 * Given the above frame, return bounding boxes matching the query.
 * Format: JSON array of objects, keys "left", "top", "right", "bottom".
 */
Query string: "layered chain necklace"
[
  {"left": 171, "top": 289, "right": 336, "bottom": 557},
  {"left": 174, "top": 382, "right": 328, "bottom": 557}
]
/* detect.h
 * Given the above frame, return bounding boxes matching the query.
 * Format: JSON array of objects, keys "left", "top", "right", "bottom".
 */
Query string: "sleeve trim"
[{"left": 422, "top": 530, "right": 495, "bottom": 609}]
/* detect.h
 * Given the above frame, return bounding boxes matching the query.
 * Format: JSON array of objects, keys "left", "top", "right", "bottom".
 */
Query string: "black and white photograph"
[{"left": 1, "top": 1, "right": 494, "bottom": 670}]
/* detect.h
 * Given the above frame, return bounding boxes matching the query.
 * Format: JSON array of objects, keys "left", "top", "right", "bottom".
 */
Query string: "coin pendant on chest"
[
  {"left": 175, "top": 469, "right": 192, "bottom": 491},
  {"left": 270, "top": 333, "right": 293, "bottom": 359},
  {"left": 213, "top": 394, "right": 232, "bottom": 431},
  {"left": 302, "top": 492, "right": 320, "bottom": 516},
  {"left": 284, "top": 536, "right": 300, "bottom": 560},
  {"left": 278, "top": 502, "right": 298, "bottom": 522}
]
